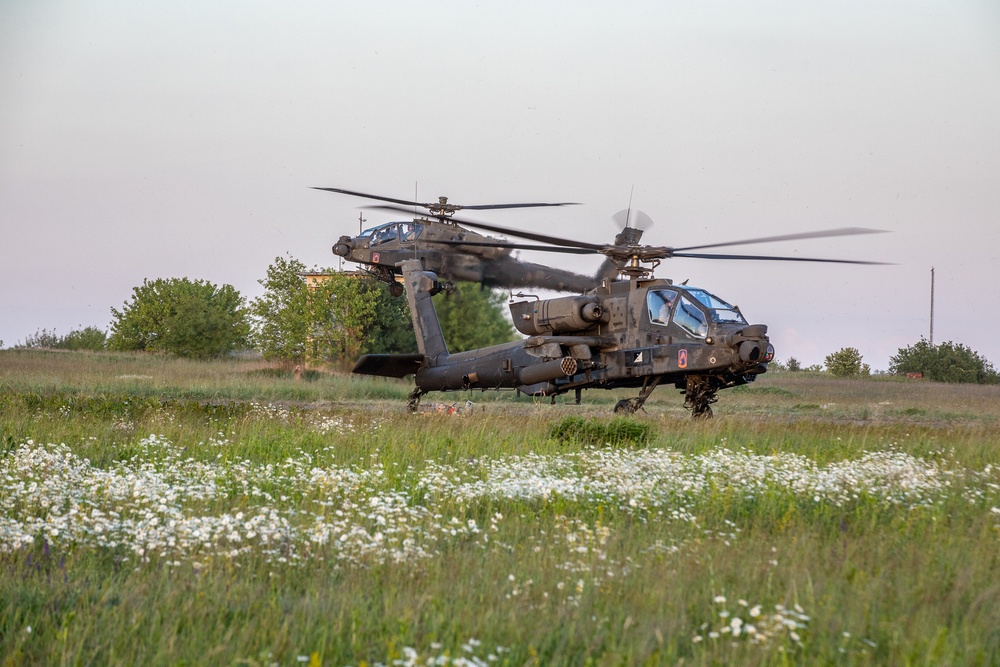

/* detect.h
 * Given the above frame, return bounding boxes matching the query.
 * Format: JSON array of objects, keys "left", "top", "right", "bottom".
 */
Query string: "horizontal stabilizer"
[{"left": 352, "top": 353, "right": 425, "bottom": 378}]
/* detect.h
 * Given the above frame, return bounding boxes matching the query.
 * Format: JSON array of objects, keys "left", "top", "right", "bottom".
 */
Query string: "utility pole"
[{"left": 929, "top": 266, "right": 935, "bottom": 345}]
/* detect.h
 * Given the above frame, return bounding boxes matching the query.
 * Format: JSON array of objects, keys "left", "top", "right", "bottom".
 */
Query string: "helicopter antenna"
[
  {"left": 624, "top": 188, "right": 634, "bottom": 331},
  {"left": 929, "top": 266, "right": 935, "bottom": 345}
]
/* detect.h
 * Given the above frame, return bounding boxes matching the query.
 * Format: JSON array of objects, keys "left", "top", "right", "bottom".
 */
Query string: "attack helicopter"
[
  {"left": 314, "top": 186, "right": 621, "bottom": 296},
  {"left": 351, "top": 217, "right": 887, "bottom": 417}
]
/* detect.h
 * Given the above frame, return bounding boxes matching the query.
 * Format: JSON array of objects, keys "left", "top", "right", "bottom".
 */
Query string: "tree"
[
  {"left": 767, "top": 358, "right": 786, "bottom": 371},
  {"left": 310, "top": 271, "right": 379, "bottom": 365},
  {"left": 434, "top": 282, "right": 517, "bottom": 352},
  {"left": 362, "top": 282, "right": 417, "bottom": 355},
  {"left": 786, "top": 357, "right": 801, "bottom": 372},
  {"left": 250, "top": 255, "right": 313, "bottom": 362},
  {"left": 250, "top": 256, "right": 387, "bottom": 366},
  {"left": 251, "top": 259, "right": 515, "bottom": 365},
  {"left": 824, "top": 347, "right": 870, "bottom": 377},
  {"left": 109, "top": 278, "right": 249, "bottom": 358},
  {"left": 889, "top": 339, "right": 999, "bottom": 384}
]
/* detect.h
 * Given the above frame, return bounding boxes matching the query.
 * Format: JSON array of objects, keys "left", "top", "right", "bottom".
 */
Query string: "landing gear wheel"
[
  {"left": 683, "top": 375, "right": 718, "bottom": 419},
  {"left": 614, "top": 399, "right": 637, "bottom": 415},
  {"left": 690, "top": 402, "right": 713, "bottom": 419},
  {"left": 389, "top": 282, "right": 404, "bottom": 298},
  {"left": 613, "top": 377, "right": 661, "bottom": 416}
]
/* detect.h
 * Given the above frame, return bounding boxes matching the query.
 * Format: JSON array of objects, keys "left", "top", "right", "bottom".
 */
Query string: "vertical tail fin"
[{"left": 399, "top": 259, "right": 449, "bottom": 365}]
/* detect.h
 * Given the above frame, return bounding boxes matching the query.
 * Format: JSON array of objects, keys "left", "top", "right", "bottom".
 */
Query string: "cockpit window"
[
  {"left": 683, "top": 287, "right": 747, "bottom": 324},
  {"left": 646, "top": 289, "right": 678, "bottom": 326},
  {"left": 674, "top": 295, "right": 709, "bottom": 337},
  {"left": 360, "top": 223, "right": 395, "bottom": 238},
  {"left": 370, "top": 224, "right": 400, "bottom": 246},
  {"left": 360, "top": 221, "right": 423, "bottom": 246},
  {"left": 398, "top": 222, "right": 423, "bottom": 242}
]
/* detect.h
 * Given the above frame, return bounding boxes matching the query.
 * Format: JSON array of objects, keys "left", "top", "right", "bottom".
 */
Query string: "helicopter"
[
  {"left": 351, "top": 218, "right": 887, "bottom": 417},
  {"left": 314, "top": 186, "right": 622, "bottom": 296}
]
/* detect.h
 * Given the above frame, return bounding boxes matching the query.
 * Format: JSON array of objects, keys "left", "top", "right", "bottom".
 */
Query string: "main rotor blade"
[
  {"left": 433, "top": 239, "right": 598, "bottom": 254},
  {"left": 459, "top": 202, "right": 580, "bottom": 210},
  {"left": 312, "top": 187, "right": 424, "bottom": 207},
  {"left": 370, "top": 205, "right": 608, "bottom": 251},
  {"left": 671, "top": 251, "right": 891, "bottom": 265},
  {"left": 313, "top": 187, "right": 578, "bottom": 211},
  {"left": 672, "top": 227, "right": 886, "bottom": 253}
]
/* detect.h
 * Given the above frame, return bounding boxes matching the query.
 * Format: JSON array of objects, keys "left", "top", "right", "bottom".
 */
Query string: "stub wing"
[{"left": 352, "top": 354, "right": 426, "bottom": 378}]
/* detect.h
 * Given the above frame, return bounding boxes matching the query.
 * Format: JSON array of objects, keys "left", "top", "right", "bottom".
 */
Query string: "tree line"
[
  {"left": 771, "top": 342, "right": 998, "bottom": 384},
  {"left": 11, "top": 256, "right": 998, "bottom": 384},
  {"left": 12, "top": 255, "right": 515, "bottom": 368}
]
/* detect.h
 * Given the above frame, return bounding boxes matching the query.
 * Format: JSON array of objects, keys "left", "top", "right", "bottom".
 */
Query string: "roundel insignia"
[
  {"left": 372, "top": 252, "right": 381, "bottom": 263},
  {"left": 678, "top": 348, "right": 688, "bottom": 369}
]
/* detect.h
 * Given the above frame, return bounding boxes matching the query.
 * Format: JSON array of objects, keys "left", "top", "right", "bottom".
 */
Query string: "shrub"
[
  {"left": 109, "top": 278, "right": 249, "bottom": 359},
  {"left": 58, "top": 326, "right": 107, "bottom": 350},
  {"left": 890, "top": 339, "right": 998, "bottom": 384},
  {"left": 17, "top": 329, "right": 61, "bottom": 348},
  {"left": 548, "top": 416, "right": 652, "bottom": 446},
  {"left": 824, "top": 347, "right": 870, "bottom": 377},
  {"left": 17, "top": 327, "right": 107, "bottom": 351}
]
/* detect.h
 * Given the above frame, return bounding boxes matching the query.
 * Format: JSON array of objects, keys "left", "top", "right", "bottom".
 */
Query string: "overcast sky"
[{"left": 2, "top": 1, "right": 998, "bottom": 370}]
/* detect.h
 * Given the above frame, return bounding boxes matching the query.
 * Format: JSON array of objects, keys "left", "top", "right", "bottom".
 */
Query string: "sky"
[{"left": 2, "top": 1, "right": 998, "bottom": 370}]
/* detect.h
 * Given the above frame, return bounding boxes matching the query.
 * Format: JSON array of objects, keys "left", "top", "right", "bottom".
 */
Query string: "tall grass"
[{"left": 2, "top": 350, "right": 999, "bottom": 665}]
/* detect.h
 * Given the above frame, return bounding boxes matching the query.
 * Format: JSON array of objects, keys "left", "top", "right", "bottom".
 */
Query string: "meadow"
[{"left": 2, "top": 349, "right": 999, "bottom": 665}]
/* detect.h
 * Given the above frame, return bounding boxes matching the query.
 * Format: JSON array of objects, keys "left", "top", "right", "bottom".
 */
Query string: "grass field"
[{"left": 2, "top": 349, "right": 999, "bottom": 665}]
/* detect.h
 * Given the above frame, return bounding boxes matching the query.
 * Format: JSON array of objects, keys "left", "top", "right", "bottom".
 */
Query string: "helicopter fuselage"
[
  {"left": 353, "top": 259, "right": 773, "bottom": 416},
  {"left": 505, "top": 277, "right": 773, "bottom": 398}
]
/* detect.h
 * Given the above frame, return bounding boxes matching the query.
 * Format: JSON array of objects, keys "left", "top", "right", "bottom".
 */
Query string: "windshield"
[
  {"left": 674, "top": 295, "right": 708, "bottom": 337},
  {"left": 683, "top": 287, "right": 747, "bottom": 324},
  {"left": 358, "top": 224, "right": 386, "bottom": 238}
]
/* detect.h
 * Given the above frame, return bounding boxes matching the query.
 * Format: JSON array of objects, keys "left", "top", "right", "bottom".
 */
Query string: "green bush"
[
  {"left": 17, "top": 329, "right": 61, "bottom": 349},
  {"left": 890, "top": 339, "right": 998, "bottom": 384},
  {"left": 58, "top": 326, "right": 107, "bottom": 350},
  {"left": 110, "top": 277, "right": 249, "bottom": 359},
  {"left": 17, "top": 327, "right": 107, "bottom": 351},
  {"left": 824, "top": 347, "right": 870, "bottom": 377},
  {"left": 548, "top": 415, "right": 652, "bottom": 446}
]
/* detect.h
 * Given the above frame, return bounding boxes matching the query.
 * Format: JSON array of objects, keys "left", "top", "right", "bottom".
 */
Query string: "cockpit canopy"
[
  {"left": 360, "top": 221, "right": 424, "bottom": 247},
  {"left": 684, "top": 287, "right": 747, "bottom": 324},
  {"left": 646, "top": 286, "right": 746, "bottom": 338}
]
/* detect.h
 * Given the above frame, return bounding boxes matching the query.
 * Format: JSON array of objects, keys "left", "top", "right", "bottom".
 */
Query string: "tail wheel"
[{"left": 406, "top": 388, "right": 425, "bottom": 412}]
